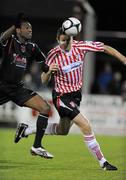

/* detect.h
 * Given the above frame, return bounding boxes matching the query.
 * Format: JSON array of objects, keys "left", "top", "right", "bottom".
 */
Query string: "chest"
[
  {"left": 5, "top": 41, "right": 33, "bottom": 67},
  {"left": 55, "top": 50, "right": 84, "bottom": 74},
  {"left": 11, "top": 42, "right": 32, "bottom": 59}
]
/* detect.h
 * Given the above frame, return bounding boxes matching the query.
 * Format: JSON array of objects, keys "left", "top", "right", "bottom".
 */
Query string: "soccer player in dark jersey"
[
  {"left": 0, "top": 14, "right": 53, "bottom": 159},
  {"left": 16, "top": 27, "right": 126, "bottom": 169}
]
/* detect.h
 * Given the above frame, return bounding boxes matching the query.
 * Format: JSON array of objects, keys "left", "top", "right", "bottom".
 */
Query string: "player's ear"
[{"left": 15, "top": 28, "right": 20, "bottom": 34}]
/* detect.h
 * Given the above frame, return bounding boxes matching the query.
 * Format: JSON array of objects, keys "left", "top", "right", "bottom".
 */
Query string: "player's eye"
[
  {"left": 26, "top": 26, "right": 32, "bottom": 31},
  {"left": 62, "top": 38, "right": 69, "bottom": 42}
]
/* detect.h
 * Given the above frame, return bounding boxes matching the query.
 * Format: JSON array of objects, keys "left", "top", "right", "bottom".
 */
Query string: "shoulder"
[
  {"left": 72, "top": 40, "right": 104, "bottom": 49},
  {"left": 0, "top": 34, "right": 13, "bottom": 46},
  {"left": 83, "top": 40, "right": 104, "bottom": 46},
  {"left": 27, "top": 41, "right": 38, "bottom": 49},
  {"left": 72, "top": 40, "right": 96, "bottom": 46},
  {"left": 47, "top": 45, "right": 60, "bottom": 58},
  {"left": 27, "top": 42, "right": 42, "bottom": 54},
  {"left": 72, "top": 40, "right": 86, "bottom": 47},
  {"left": 12, "top": 34, "right": 21, "bottom": 44}
]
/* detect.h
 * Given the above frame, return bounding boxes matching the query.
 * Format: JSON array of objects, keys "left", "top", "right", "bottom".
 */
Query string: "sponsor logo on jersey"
[
  {"left": 62, "top": 61, "right": 83, "bottom": 73},
  {"left": 12, "top": 53, "right": 27, "bottom": 68},
  {"left": 21, "top": 45, "right": 26, "bottom": 53},
  {"left": 69, "top": 101, "right": 76, "bottom": 108}
]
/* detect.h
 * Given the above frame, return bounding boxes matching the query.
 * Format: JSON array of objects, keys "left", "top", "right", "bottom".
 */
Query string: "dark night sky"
[
  {"left": 88, "top": 0, "right": 126, "bottom": 31},
  {"left": 87, "top": 0, "right": 126, "bottom": 85}
]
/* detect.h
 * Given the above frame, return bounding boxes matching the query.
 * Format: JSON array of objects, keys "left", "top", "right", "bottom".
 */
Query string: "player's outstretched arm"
[
  {"left": 0, "top": 25, "right": 15, "bottom": 43},
  {"left": 104, "top": 45, "right": 126, "bottom": 65}
]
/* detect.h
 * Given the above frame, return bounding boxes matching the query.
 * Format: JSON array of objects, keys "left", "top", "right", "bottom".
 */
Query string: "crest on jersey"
[
  {"left": 21, "top": 45, "right": 26, "bottom": 53},
  {"left": 69, "top": 101, "right": 76, "bottom": 108}
]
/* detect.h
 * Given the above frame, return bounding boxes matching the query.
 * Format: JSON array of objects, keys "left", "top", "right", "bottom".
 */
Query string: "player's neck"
[
  {"left": 60, "top": 42, "right": 72, "bottom": 52},
  {"left": 65, "top": 44, "right": 71, "bottom": 52},
  {"left": 65, "top": 37, "right": 73, "bottom": 51},
  {"left": 17, "top": 34, "right": 27, "bottom": 44}
]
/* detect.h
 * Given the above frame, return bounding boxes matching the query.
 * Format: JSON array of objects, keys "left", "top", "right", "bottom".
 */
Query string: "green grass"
[{"left": 0, "top": 129, "right": 126, "bottom": 180}]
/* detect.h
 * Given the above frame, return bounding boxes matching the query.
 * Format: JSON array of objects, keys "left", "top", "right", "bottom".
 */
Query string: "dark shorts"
[
  {"left": 52, "top": 90, "right": 82, "bottom": 120},
  {"left": 0, "top": 81, "right": 37, "bottom": 106}
]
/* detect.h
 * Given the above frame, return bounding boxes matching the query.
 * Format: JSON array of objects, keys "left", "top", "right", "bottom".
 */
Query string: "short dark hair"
[
  {"left": 15, "top": 13, "right": 29, "bottom": 28},
  {"left": 56, "top": 27, "right": 65, "bottom": 38}
]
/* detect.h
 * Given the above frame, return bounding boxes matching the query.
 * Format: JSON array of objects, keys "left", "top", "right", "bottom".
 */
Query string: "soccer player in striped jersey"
[
  {"left": 41, "top": 27, "right": 126, "bottom": 170},
  {"left": 19, "top": 27, "right": 126, "bottom": 170}
]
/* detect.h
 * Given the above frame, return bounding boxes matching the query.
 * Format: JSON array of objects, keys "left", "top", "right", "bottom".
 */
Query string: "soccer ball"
[{"left": 62, "top": 17, "right": 82, "bottom": 36}]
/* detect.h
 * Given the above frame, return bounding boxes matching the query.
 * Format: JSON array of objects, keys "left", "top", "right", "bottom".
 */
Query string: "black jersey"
[{"left": 0, "top": 34, "right": 48, "bottom": 84}]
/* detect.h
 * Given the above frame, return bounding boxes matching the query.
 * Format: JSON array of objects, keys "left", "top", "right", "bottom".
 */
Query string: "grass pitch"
[{"left": 0, "top": 129, "right": 126, "bottom": 180}]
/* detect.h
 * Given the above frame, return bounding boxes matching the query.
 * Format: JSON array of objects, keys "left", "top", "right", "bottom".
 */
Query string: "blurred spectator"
[
  {"left": 121, "top": 81, "right": 126, "bottom": 102},
  {"left": 24, "top": 73, "right": 33, "bottom": 89},
  {"left": 92, "top": 63, "right": 113, "bottom": 94},
  {"left": 30, "top": 62, "right": 42, "bottom": 89},
  {"left": 107, "top": 71, "right": 122, "bottom": 95},
  {"left": 90, "top": 80, "right": 100, "bottom": 94},
  {"left": 24, "top": 62, "right": 45, "bottom": 91}
]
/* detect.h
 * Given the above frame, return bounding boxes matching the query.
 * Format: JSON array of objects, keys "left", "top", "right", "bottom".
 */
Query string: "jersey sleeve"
[
  {"left": 0, "top": 33, "right": 10, "bottom": 47},
  {"left": 45, "top": 48, "right": 57, "bottom": 66},
  {"left": 32, "top": 43, "right": 46, "bottom": 62},
  {"left": 33, "top": 44, "right": 49, "bottom": 72},
  {"left": 77, "top": 40, "right": 104, "bottom": 52}
]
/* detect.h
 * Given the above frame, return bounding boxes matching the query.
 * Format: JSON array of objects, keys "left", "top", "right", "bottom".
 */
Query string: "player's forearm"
[
  {"left": 41, "top": 71, "right": 52, "bottom": 85},
  {"left": 104, "top": 45, "right": 126, "bottom": 65},
  {"left": 0, "top": 25, "right": 15, "bottom": 42}
]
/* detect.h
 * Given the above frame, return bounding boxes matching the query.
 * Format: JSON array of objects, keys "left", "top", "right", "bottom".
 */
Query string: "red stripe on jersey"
[
  {"left": 46, "top": 46, "right": 59, "bottom": 65},
  {"left": 71, "top": 49, "right": 80, "bottom": 91},
  {"left": 60, "top": 52, "right": 70, "bottom": 93},
  {"left": 73, "top": 47, "right": 83, "bottom": 89},
  {"left": 55, "top": 55, "right": 64, "bottom": 93},
  {"left": 65, "top": 53, "right": 74, "bottom": 92},
  {"left": 75, "top": 41, "right": 104, "bottom": 52},
  {"left": 81, "top": 45, "right": 104, "bottom": 51},
  {"left": 70, "top": 56, "right": 77, "bottom": 90},
  {"left": 45, "top": 40, "right": 104, "bottom": 93}
]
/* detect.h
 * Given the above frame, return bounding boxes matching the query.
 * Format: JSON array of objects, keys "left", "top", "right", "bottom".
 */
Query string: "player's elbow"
[
  {"left": 41, "top": 73, "right": 48, "bottom": 85},
  {"left": 103, "top": 45, "right": 114, "bottom": 55}
]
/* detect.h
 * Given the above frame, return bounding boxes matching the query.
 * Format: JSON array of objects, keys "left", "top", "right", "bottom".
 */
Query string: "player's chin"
[
  {"left": 26, "top": 34, "right": 32, "bottom": 40},
  {"left": 60, "top": 44, "right": 67, "bottom": 49}
]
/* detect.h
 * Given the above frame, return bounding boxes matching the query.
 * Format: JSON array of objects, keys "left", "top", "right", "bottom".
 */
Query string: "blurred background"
[{"left": 0, "top": 0, "right": 126, "bottom": 135}]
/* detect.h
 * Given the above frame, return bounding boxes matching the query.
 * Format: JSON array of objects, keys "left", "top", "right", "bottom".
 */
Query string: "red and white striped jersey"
[{"left": 46, "top": 40, "right": 104, "bottom": 93}]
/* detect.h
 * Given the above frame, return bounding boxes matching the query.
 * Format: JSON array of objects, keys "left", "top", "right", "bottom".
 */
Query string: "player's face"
[
  {"left": 18, "top": 22, "right": 32, "bottom": 40},
  {"left": 57, "top": 34, "right": 72, "bottom": 50}
]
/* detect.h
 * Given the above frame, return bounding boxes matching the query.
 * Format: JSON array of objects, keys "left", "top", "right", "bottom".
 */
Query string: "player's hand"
[
  {"left": 49, "top": 63, "right": 59, "bottom": 74},
  {"left": 123, "top": 59, "right": 126, "bottom": 65}
]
